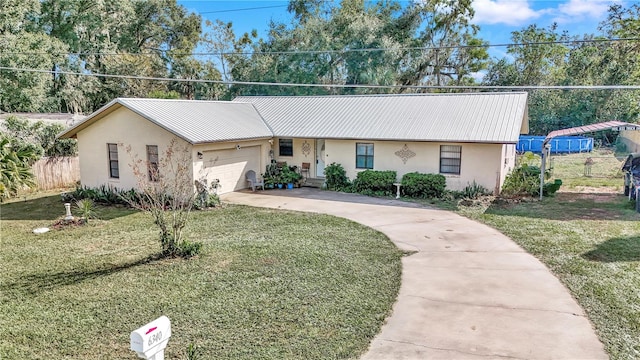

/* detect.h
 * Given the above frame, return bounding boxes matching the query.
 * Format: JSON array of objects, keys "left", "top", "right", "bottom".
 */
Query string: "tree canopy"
[
  {"left": 0, "top": 0, "right": 221, "bottom": 114},
  {"left": 483, "top": 5, "right": 640, "bottom": 135},
  {"left": 0, "top": 0, "right": 638, "bottom": 135}
]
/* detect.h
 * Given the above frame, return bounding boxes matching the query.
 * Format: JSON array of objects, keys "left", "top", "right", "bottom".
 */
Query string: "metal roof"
[
  {"left": 59, "top": 98, "right": 273, "bottom": 143},
  {"left": 234, "top": 92, "right": 529, "bottom": 143},
  {"left": 544, "top": 121, "right": 640, "bottom": 144}
]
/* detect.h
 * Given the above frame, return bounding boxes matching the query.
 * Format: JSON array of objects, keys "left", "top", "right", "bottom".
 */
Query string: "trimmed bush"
[
  {"left": 401, "top": 172, "right": 446, "bottom": 198},
  {"left": 324, "top": 162, "right": 350, "bottom": 190},
  {"left": 352, "top": 170, "right": 396, "bottom": 196}
]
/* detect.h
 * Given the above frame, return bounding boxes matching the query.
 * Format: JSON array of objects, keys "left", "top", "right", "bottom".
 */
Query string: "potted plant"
[
  {"left": 278, "top": 166, "right": 291, "bottom": 189},
  {"left": 264, "top": 175, "right": 275, "bottom": 189},
  {"left": 291, "top": 171, "right": 302, "bottom": 188},
  {"left": 276, "top": 174, "right": 284, "bottom": 189}
]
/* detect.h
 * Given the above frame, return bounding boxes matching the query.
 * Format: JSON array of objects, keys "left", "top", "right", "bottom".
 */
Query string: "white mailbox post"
[{"left": 130, "top": 316, "right": 171, "bottom": 360}]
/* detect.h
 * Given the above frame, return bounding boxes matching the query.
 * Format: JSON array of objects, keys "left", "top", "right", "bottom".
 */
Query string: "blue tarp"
[{"left": 517, "top": 135, "right": 593, "bottom": 154}]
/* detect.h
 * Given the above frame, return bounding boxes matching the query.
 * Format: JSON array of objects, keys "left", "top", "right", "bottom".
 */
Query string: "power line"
[
  {"left": 2, "top": 66, "right": 640, "bottom": 90},
  {"left": 2, "top": 37, "right": 639, "bottom": 57},
  {"left": 199, "top": 5, "right": 288, "bottom": 14}
]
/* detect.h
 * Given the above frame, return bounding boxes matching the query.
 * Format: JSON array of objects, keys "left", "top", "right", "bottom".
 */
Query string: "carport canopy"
[
  {"left": 539, "top": 121, "right": 640, "bottom": 199},
  {"left": 543, "top": 121, "right": 640, "bottom": 146}
]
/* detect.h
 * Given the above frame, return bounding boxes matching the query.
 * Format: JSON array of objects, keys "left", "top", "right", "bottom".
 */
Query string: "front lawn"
[
  {"left": 0, "top": 193, "right": 403, "bottom": 359},
  {"left": 459, "top": 193, "right": 640, "bottom": 360}
]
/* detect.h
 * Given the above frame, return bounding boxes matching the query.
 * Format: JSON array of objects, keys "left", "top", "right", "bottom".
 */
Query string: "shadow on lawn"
[
  {"left": 583, "top": 235, "right": 640, "bottom": 262},
  {"left": 0, "top": 194, "right": 136, "bottom": 220},
  {"left": 484, "top": 193, "right": 639, "bottom": 221},
  {"left": 1, "top": 254, "right": 162, "bottom": 296}
]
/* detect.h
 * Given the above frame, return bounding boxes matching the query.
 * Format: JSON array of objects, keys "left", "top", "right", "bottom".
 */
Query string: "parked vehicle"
[{"left": 622, "top": 153, "right": 640, "bottom": 212}]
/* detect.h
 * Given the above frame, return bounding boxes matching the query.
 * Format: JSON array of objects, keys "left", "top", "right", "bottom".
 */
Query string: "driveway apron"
[{"left": 221, "top": 189, "right": 607, "bottom": 360}]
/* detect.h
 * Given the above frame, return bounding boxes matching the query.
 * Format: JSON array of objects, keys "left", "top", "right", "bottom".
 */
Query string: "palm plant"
[
  {"left": 75, "top": 199, "right": 97, "bottom": 223},
  {"left": 0, "top": 137, "right": 38, "bottom": 200}
]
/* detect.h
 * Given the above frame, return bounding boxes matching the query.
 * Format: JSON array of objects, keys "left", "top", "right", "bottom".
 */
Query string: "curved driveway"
[{"left": 221, "top": 189, "right": 607, "bottom": 359}]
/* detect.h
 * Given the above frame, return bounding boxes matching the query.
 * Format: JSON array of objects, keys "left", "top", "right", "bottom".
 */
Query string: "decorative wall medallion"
[
  {"left": 395, "top": 144, "right": 416, "bottom": 164},
  {"left": 302, "top": 140, "right": 311, "bottom": 157}
]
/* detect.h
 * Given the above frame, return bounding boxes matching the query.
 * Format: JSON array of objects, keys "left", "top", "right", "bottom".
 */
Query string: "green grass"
[
  {"left": 0, "top": 193, "right": 403, "bottom": 360},
  {"left": 548, "top": 150, "right": 625, "bottom": 189}
]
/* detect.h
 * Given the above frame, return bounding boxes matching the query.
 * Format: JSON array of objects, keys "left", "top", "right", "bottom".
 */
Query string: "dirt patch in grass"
[
  {"left": 480, "top": 192, "right": 637, "bottom": 221},
  {"left": 556, "top": 191, "right": 619, "bottom": 202},
  {"left": 559, "top": 186, "right": 620, "bottom": 194}
]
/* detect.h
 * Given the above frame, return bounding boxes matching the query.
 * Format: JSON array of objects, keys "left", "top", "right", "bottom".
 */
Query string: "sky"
[{"left": 178, "top": 0, "right": 624, "bottom": 61}]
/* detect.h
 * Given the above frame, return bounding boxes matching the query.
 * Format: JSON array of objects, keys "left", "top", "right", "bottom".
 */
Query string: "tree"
[
  {"left": 125, "top": 138, "right": 202, "bottom": 258},
  {"left": 0, "top": 32, "right": 68, "bottom": 112},
  {"left": 208, "top": 0, "right": 488, "bottom": 96},
  {"left": 0, "top": 0, "right": 204, "bottom": 113},
  {"left": 483, "top": 10, "right": 640, "bottom": 135},
  {"left": 0, "top": 0, "right": 39, "bottom": 34},
  {"left": 2, "top": 116, "right": 77, "bottom": 157}
]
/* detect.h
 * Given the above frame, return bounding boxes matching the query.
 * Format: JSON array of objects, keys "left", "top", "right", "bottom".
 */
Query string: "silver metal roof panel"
[
  {"left": 59, "top": 98, "right": 273, "bottom": 143},
  {"left": 234, "top": 93, "right": 528, "bottom": 143}
]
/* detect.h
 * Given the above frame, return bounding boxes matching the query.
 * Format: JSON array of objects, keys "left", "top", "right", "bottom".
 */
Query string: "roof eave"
[
  {"left": 57, "top": 98, "right": 123, "bottom": 139},
  {"left": 192, "top": 136, "right": 273, "bottom": 145},
  {"left": 274, "top": 135, "right": 518, "bottom": 144}
]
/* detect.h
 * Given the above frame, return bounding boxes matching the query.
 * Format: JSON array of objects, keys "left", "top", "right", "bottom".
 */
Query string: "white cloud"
[
  {"left": 471, "top": 0, "right": 543, "bottom": 26},
  {"left": 555, "top": 0, "right": 613, "bottom": 22},
  {"left": 559, "top": 0, "right": 611, "bottom": 17},
  {"left": 469, "top": 71, "right": 486, "bottom": 83}
]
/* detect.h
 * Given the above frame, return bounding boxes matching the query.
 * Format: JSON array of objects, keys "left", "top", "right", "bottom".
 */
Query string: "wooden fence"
[{"left": 32, "top": 156, "right": 80, "bottom": 190}]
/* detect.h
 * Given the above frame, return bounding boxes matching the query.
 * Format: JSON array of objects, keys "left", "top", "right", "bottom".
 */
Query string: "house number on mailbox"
[{"left": 148, "top": 331, "right": 163, "bottom": 346}]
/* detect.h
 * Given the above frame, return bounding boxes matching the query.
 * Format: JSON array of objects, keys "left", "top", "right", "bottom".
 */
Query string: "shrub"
[
  {"left": 543, "top": 178, "right": 562, "bottom": 196},
  {"left": 401, "top": 172, "right": 446, "bottom": 198},
  {"left": 324, "top": 163, "right": 350, "bottom": 190},
  {"left": 63, "top": 184, "right": 139, "bottom": 206},
  {"left": 501, "top": 164, "right": 542, "bottom": 196},
  {"left": 75, "top": 199, "right": 97, "bottom": 223},
  {"left": 194, "top": 178, "right": 221, "bottom": 209},
  {"left": 177, "top": 240, "right": 203, "bottom": 258},
  {"left": 461, "top": 180, "right": 490, "bottom": 199},
  {"left": 352, "top": 170, "right": 396, "bottom": 196},
  {"left": 502, "top": 163, "right": 560, "bottom": 197}
]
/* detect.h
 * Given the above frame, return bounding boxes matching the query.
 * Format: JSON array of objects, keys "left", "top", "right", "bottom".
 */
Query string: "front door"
[{"left": 316, "top": 139, "right": 325, "bottom": 177}]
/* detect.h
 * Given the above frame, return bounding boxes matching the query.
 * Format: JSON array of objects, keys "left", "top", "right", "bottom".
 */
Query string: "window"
[
  {"left": 108, "top": 143, "right": 119, "bottom": 178},
  {"left": 147, "top": 145, "right": 159, "bottom": 181},
  {"left": 440, "top": 145, "right": 461, "bottom": 175},
  {"left": 279, "top": 138, "right": 293, "bottom": 156},
  {"left": 356, "top": 143, "right": 374, "bottom": 169}
]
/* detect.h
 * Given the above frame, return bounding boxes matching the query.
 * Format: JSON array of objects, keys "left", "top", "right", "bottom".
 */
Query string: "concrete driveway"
[{"left": 221, "top": 189, "right": 607, "bottom": 359}]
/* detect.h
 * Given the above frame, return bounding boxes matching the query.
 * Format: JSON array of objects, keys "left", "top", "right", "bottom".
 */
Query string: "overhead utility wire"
[
  {"left": 199, "top": 5, "right": 288, "bottom": 14},
  {"left": 3, "top": 37, "right": 639, "bottom": 57},
  {"left": 2, "top": 66, "right": 640, "bottom": 90}
]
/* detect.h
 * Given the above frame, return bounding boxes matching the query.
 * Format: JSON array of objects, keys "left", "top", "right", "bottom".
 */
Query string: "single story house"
[{"left": 59, "top": 93, "right": 529, "bottom": 195}]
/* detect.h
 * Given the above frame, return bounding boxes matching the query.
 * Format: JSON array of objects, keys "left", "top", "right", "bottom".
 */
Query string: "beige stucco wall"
[
  {"left": 76, "top": 106, "right": 192, "bottom": 190},
  {"left": 323, "top": 140, "right": 508, "bottom": 193},
  {"left": 273, "top": 137, "right": 317, "bottom": 174},
  {"left": 620, "top": 130, "right": 640, "bottom": 153},
  {"left": 192, "top": 139, "right": 271, "bottom": 194},
  {"left": 500, "top": 143, "right": 517, "bottom": 191}
]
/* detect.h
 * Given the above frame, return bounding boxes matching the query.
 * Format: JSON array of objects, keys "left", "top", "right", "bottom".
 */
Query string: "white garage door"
[{"left": 204, "top": 146, "right": 260, "bottom": 194}]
